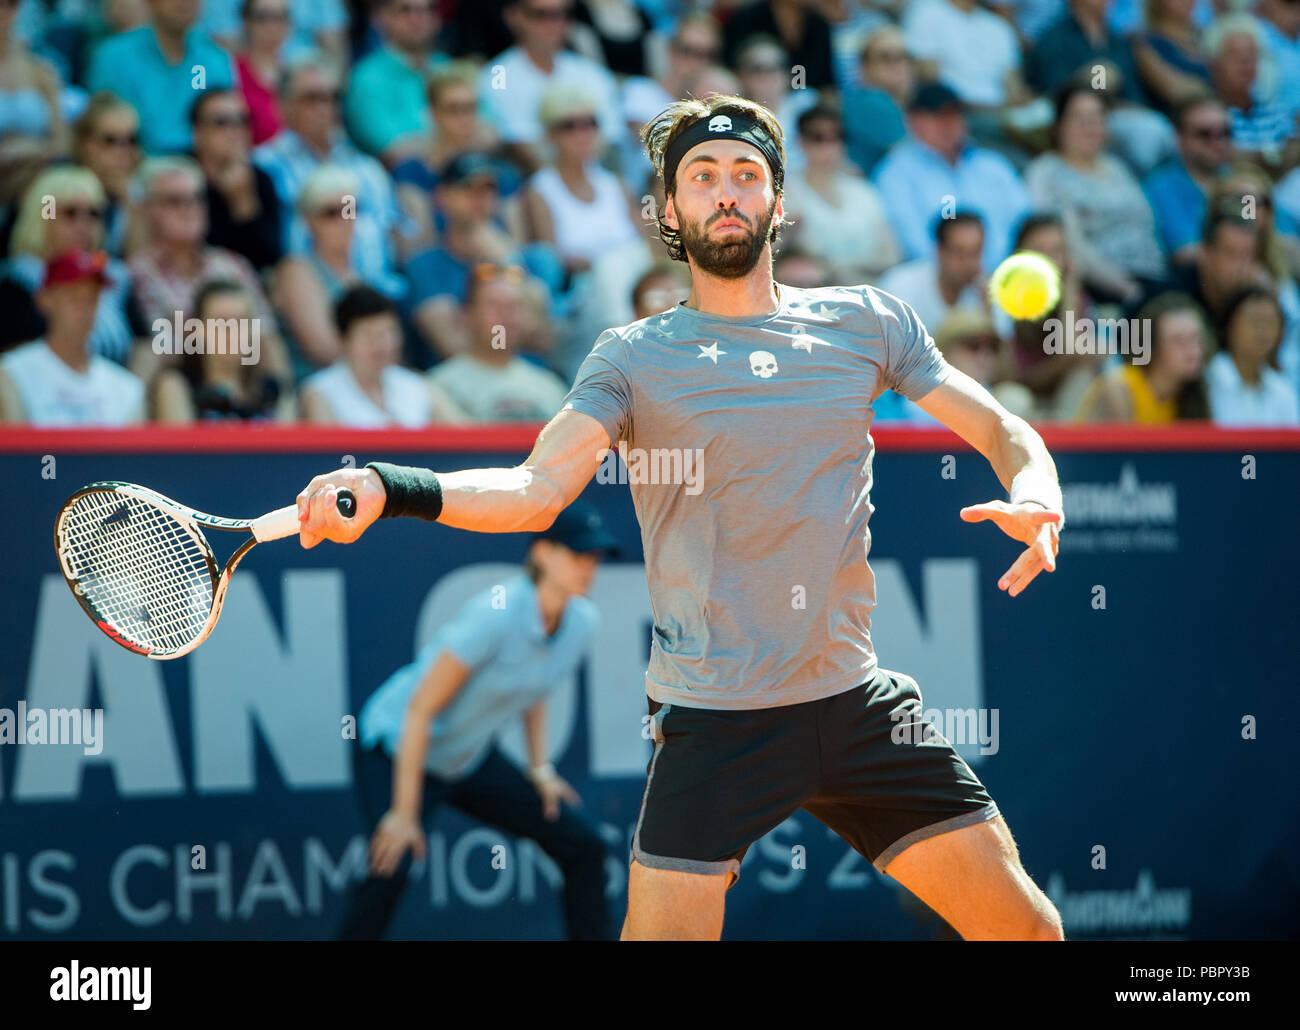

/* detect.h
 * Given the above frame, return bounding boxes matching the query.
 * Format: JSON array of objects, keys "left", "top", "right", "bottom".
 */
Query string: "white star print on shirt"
[{"left": 697, "top": 342, "right": 726, "bottom": 363}]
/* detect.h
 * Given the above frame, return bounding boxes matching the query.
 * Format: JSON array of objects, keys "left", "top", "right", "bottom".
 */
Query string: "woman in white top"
[
  {"left": 300, "top": 285, "right": 466, "bottom": 427},
  {"left": 780, "top": 100, "right": 900, "bottom": 283},
  {"left": 523, "top": 84, "right": 643, "bottom": 276},
  {"left": 1207, "top": 286, "right": 1300, "bottom": 426}
]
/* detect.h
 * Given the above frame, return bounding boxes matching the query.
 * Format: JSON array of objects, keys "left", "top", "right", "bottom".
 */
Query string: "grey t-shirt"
[{"left": 559, "top": 282, "right": 952, "bottom": 710}]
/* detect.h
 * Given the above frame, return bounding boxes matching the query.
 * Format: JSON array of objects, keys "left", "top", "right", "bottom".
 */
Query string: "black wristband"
[{"left": 365, "top": 462, "right": 444, "bottom": 522}]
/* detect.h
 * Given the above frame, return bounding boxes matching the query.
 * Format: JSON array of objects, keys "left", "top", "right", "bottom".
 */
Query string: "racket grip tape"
[{"left": 252, "top": 489, "right": 358, "bottom": 542}]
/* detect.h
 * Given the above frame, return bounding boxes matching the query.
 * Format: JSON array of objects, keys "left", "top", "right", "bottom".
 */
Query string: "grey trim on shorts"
[
  {"left": 629, "top": 703, "right": 744, "bottom": 883},
  {"left": 872, "top": 801, "right": 1001, "bottom": 873}
]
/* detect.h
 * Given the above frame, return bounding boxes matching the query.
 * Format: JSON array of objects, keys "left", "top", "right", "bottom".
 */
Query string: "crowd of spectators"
[{"left": 1, "top": 0, "right": 1297, "bottom": 428}]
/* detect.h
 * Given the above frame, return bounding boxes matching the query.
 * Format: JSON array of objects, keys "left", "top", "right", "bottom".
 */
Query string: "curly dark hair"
[{"left": 639, "top": 93, "right": 789, "bottom": 263}]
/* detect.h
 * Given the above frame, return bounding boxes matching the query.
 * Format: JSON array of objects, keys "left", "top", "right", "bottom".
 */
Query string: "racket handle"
[{"left": 251, "top": 490, "right": 358, "bottom": 542}]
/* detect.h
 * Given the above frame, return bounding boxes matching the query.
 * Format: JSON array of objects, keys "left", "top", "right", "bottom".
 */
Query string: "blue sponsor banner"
[{"left": 1, "top": 429, "right": 1297, "bottom": 940}]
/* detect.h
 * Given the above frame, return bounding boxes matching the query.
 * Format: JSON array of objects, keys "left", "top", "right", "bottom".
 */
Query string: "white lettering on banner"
[
  {"left": 12, "top": 577, "right": 183, "bottom": 802},
  {"left": 869, "top": 559, "right": 986, "bottom": 763},
  {"left": 8, "top": 559, "right": 982, "bottom": 805},
  {"left": 192, "top": 571, "right": 349, "bottom": 791}
]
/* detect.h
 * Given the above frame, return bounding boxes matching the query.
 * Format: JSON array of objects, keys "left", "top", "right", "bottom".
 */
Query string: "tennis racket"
[{"left": 54, "top": 480, "right": 356, "bottom": 660}]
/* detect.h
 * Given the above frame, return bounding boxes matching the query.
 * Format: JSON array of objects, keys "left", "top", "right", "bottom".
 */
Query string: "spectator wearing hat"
[
  {"left": 0, "top": 165, "right": 143, "bottom": 363},
  {"left": 0, "top": 250, "right": 145, "bottom": 425},
  {"left": 427, "top": 264, "right": 571, "bottom": 421},
  {"left": 253, "top": 53, "right": 403, "bottom": 285},
  {"left": 343, "top": 0, "right": 447, "bottom": 163},
  {"left": 337, "top": 498, "right": 618, "bottom": 940},
  {"left": 408, "top": 151, "right": 565, "bottom": 363},
  {"left": 300, "top": 285, "right": 466, "bottom": 426},
  {"left": 86, "top": 0, "right": 236, "bottom": 155},
  {"left": 780, "top": 101, "right": 900, "bottom": 284},
  {"left": 475, "top": 0, "right": 622, "bottom": 175},
  {"left": 390, "top": 61, "right": 513, "bottom": 257},
  {"left": 876, "top": 210, "right": 988, "bottom": 335},
  {"left": 842, "top": 23, "right": 911, "bottom": 176},
  {"left": 873, "top": 82, "right": 1031, "bottom": 271},
  {"left": 875, "top": 307, "right": 1032, "bottom": 423}
]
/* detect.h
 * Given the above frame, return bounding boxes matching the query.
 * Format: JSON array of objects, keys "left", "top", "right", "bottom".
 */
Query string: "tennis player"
[
  {"left": 300, "top": 94, "right": 1066, "bottom": 942},
  {"left": 336, "top": 500, "right": 617, "bottom": 940}
]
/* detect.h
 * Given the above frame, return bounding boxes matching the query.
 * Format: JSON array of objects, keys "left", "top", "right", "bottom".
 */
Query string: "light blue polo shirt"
[
  {"left": 359, "top": 573, "right": 599, "bottom": 780},
  {"left": 86, "top": 25, "right": 236, "bottom": 155}
]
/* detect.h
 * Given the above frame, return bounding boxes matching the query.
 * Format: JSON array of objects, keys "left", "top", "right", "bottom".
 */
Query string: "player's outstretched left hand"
[{"left": 960, "top": 500, "right": 1062, "bottom": 598}]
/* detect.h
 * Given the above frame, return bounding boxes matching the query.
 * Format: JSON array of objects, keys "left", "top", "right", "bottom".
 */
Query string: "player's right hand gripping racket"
[{"left": 54, "top": 481, "right": 356, "bottom": 660}]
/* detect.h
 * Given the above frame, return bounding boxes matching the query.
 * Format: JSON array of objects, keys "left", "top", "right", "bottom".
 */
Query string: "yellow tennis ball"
[{"left": 988, "top": 251, "right": 1061, "bottom": 320}]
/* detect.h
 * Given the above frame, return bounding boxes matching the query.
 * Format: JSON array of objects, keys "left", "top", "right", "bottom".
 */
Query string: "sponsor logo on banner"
[
  {"left": 1046, "top": 869, "right": 1192, "bottom": 938},
  {"left": 1059, "top": 463, "right": 1179, "bottom": 552}
]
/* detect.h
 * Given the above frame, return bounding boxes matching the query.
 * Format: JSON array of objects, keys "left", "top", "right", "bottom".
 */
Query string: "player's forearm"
[
  {"left": 522, "top": 702, "right": 549, "bottom": 770},
  {"left": 988, "top": 414, "right": 1062, "bottom": 508},
  {"left": 365, "top": 463, "right": 562, "bottom": 533}
]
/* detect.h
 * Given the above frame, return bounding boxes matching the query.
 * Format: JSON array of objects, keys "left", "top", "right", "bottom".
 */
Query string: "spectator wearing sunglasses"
[
  {"left": 0, "top": 166, "right": 143, "bottom": 362},
  {"left": 254, "top": 54, "right": 403, "bottom": 292},
  {"left": 191, "top": 89, "right": 284, "bottom": 272},
  {"left": 523, "top": 86, "right": 642, "bottom": 278},
  {"left": 72, "top": 93, "right": 142, "bottom": 258},
  {"left": 1143, "top": 95, "right": 1233, "bottom": 263},
  {"left": 780, "top": 100, "right": 899, "bottom": 284},
  {"left": 272, "top": 164, "right": 400, "bottom": 379},
  {"left": 86, "top": 0, "right": 236, "bottom": 155},
  {"left": 842, "top": 23, "right": 910, "bottom": 177},
  {"left": 128, "top": 156, "right": 289, "bottom": 383}
]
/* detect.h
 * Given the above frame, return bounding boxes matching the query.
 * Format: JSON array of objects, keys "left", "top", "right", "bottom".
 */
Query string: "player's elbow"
[{"left": 520, "top": 473, "right": 567, "bottom": 532}]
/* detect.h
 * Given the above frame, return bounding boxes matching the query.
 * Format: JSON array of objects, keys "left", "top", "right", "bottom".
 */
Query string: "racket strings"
[{"left": 60, "top": 491, "right": 215, "bottom": 653}]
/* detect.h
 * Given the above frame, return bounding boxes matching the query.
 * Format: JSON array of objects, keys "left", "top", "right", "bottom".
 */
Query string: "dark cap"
[
  {"left": 535, "top": 500, "right": 621, "bottom": 558},
  {"left": 440, "top": 151, "right": 502, "bottom": 187},
  {"left": 42, "top": 250, "right": 109, "bottom": 289},
  {"left": 909, "top": 82, "right": 964, "bottom": 113}
]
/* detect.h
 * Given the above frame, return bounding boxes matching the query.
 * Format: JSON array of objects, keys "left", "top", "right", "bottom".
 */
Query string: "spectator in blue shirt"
[
  {"left": 343, "top": 0, "right": 446, "bottom": 163},
  {"left": 253, "top": 53, "right": 404, "bottom": 293},
  {"left": 337, "top": 500, "right": 618, "bottom": 940},
  {"left": 407, "top": 152, "right": 564, "bottom": 364},
  {"left": 86, "top": 0, "right": 236, "bottom": 155},
  {"left": 842, "top": 23, "right": 911, "bottom": 177},
  {"left": 873, "top": 82, "right": 1031, "bottom": 270},
  {"left": 1207, "top": 14, "right": 1300, "bottom": 175},
  {"left": 1143, "top": 94, "right": 1232, "bottom": 263}
]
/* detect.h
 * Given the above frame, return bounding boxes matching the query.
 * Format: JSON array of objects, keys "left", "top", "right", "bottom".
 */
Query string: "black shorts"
[{"left": 631, "top": 666, "right": 999, "bottom": 885}]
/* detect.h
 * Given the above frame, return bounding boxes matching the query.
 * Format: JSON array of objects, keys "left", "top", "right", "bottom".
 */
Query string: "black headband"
[{"left": 662, "top": 111, "right": 784, "bottom": 193}]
